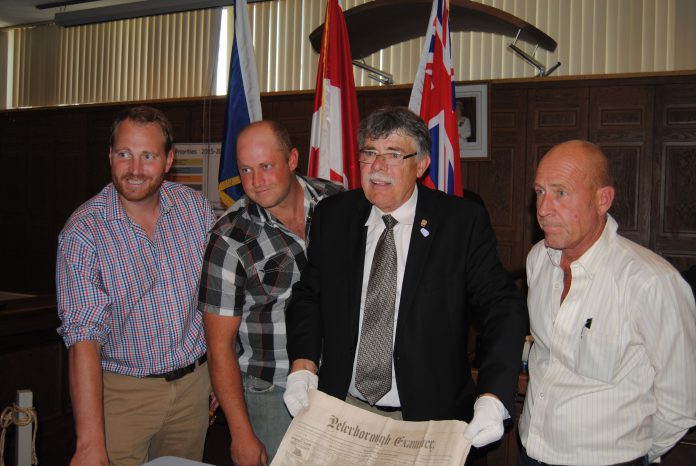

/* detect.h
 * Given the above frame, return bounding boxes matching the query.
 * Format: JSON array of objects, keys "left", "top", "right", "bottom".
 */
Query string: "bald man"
[{"left": 518, "top": 140, "right": 696, "bottom": 466}]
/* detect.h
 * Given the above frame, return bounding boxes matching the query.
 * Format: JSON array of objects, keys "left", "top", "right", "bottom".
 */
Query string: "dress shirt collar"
[
  {"left": 365, "top": 184, "right": 419, "bottom": 228},
  {"left": 545, "top": 214, "right": 618, "bottom": 279}
]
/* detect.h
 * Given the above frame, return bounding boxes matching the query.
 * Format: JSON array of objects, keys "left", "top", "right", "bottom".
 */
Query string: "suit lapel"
[
  {"left": 347, "top": 193, "right": 372, "bottom": 340},
  {"left": 398, "top": 186, "right": 441, "bottom": 330}
]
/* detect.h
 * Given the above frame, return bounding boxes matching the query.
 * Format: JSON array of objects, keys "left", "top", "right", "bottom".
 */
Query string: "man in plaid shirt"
[
  {"left": 199, "top": 120, "right": 341, "bottom": 465},
  {"left": 57, "top": 106, "right": 216, "bottom": 466}
]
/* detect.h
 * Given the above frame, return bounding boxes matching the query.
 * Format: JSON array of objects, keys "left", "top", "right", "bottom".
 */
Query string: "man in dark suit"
[{"left": 283, "top": 106, "right": 527, "bottom": 448}]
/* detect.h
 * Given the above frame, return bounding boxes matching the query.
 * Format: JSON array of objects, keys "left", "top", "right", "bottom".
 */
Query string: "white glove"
[
  {"left": 463, "top": 395, "right": 507, "bottom": 448},
  {"left": 283, "top": 370, "right": 318, "bottom": 416}
]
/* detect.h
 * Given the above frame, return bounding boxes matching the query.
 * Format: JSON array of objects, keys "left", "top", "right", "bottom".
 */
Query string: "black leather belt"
[
  {"left": 352, "top": 394, "right": 401, "bottom": 412},
  {"left": 374, "top": 404, "right": 401, "bottom": 412},
  {"left": 147, "top": 354, "right": 207, "bottom": 382}
]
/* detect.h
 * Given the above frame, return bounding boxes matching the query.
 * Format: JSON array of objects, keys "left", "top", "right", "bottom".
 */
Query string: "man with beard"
[{"left": 56, "top": 106, "right": 216, "bottom": 466}]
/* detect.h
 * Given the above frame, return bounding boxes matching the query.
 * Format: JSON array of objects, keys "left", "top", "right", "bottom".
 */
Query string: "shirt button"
[
  {"left": 554, "top": 283, "right": 560, "bottom": 289},
  {"left": 539, "top": 392, "right": 545, "bottom": 398}
]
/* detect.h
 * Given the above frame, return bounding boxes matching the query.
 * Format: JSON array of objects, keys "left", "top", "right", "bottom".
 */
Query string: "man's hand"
[
  {"left": 283, "top": 369, "right": 318, "bottom": 416},
  {"left": 230, "top": 431, "right": 267, "bottom": 466},
  {"left": 463, "top": 395, "right": 507, "bottom": 448}
]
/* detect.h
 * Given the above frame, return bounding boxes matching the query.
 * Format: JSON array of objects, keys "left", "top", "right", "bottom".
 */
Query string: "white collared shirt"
[
  {"left": 348, "top": 185, "right": 419, "bottom": 407},
  {"left": 519, "top": 215, "right": 696, "bottom": 465}
]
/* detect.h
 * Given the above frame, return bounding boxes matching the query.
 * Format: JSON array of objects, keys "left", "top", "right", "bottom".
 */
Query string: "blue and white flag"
[{"left": 219, "top": 0, "right": 262, "bottom": 207}]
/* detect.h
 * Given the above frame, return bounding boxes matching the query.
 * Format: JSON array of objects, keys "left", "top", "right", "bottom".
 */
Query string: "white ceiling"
[{"left": 0, "top": 0, "right": 137, "bottom": 28}]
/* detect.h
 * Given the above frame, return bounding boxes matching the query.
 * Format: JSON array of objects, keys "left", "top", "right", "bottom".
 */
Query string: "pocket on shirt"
[
  {"left": 575, "top": 331, "right": 620, "bottom": 383},
  {"left": 256, "top": 251, "right": 296, "bottom": 297}
]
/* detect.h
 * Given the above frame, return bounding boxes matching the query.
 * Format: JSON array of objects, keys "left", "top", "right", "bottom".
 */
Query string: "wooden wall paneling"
[
  {"left": 476, "top": 86, "right": 528, "bottom": 274},
  {"left": 358, "top": 87, "right": 410, "bottom": 120},
  {"left": 190, "top": 98, "right": 227, "bottom": 143},
  {"left": 653, "top": 82, "right": 696, "bottom": 270},
  {"left": 261, "top": 93, "right": 315, "bottom": 172},
  {"left": 524, "top": 86, "right": 590, "bottom": 256},
  {"left": 589, "top": 85, "right": 654, "bottom": 247},
  {"left": 84, "top": 107, "right": 120, "bottom": 201},
  {"left": 0, "top": 113, "right": 30, "bottom": 292}
]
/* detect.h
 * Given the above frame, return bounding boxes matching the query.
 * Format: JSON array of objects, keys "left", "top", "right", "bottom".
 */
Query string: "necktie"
[{"left": 355, "top": 214, "right": 398, "bottom": 405}]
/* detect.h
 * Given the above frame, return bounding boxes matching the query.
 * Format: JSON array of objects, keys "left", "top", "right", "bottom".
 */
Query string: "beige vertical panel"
[
  {"left": 631, "top": 0, "right": 644, "bottom": 72},
  {"left": 0, "top": 31, "right": 10, "bottom": 109},
  {"left": 14, "top": 30, "right": 23, "bottom": 106},
  {"left": 641, "top": 0, "right": 654, "bottom": 71},
  {"left": 253, "top": 3, "right": 269, "bottom": 91},
  {"left": 172, "top": 15, "right": 181, "bottom": 96},
  {"left": 468, "top": 31, "right": 480, "bottom": 80},
  {"left": 147, "top": 19, "right": 156, "bottom": 99},
  {"left": 189, "top": 13, "right": 197, "bottom": 95},
  {"left": 570, "top": 0, "right": 582, "bottom": 75},
  {"left": 130, "top": 20, "right": 137, "bottom": 99},
  {"left": 185, "top": 13, "right": 193, "bottom": 95},
  {"left": 287, "top": 0, "right": 299, "bottom": 90},
  {"left": 267, "top": 2, "right": 279, "bottom": 91},
  {"left": 277, "top": 1, "right": 289, "bottom": 92},
  {"left": 225, "top": 7, "right": 233, "bottom": 82},
  {"left": 86, "top": 25, "right": 93, "bottom": 102},
  {"left": 653, "top": 0, "right": 668, "bottom": 70},
  {"left": 270, "top": 1, "right": 280, "bottom": 91},
  {"left": 187, "top": 12, "right": 194, "bottom": 95},
  {"left": 170, "top": 15, "right": 179, "bottom": 96},
  {"left": 591, "top": 0, "right": 604, "bottom": 73},
  {"left": 616, "top": 0, "right": 631, "bottom": 72},
  {"left": 134, "top": 20, "right": 142, "bottom": 100},
  {"left": 56, "top": 28, "right": 65, "bottom": 103},
  {"left": 675, "top": 0, "right": 696, "bottom": 69},
  {"left": 299, "top": 0, "right": 313, "bottom": 89},
  {"left": 206, "top": 11, "right": 218, "bottom": 95},
  {"left": 162, "top": 14, "right": 170, "bottom": 97},
  {"left": 665, "top": 0, "right": 676, "bottom": 70},
  {"left": 605, "top": 1, "right": 617, "bottom": 74},
  {"left": 579, "top": 0, "right": 593, "bottom": 73},
  {"left": 73, "top": 27, "right": 81, "bottom": 101}
]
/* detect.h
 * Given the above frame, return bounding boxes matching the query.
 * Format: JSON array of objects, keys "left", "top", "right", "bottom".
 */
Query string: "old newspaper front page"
[{"left": 271, "top": 390, "right": 471, "bottom": 466}]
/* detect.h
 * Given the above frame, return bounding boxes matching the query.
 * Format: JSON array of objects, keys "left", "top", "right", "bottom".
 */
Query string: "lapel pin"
[
  {"left": 420, "top": 219, "right": 428, "bottom": 227},
  {"left": 420, "top": 227, "right": 430, "bottom": 237}
]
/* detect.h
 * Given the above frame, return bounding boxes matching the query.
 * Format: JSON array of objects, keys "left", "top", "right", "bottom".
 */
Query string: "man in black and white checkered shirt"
[{"left": 198, "top": 120, "right": 342, "bottom": 466}]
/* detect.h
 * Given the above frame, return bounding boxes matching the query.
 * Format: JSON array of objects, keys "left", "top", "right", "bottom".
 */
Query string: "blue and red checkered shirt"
[{"left": 57, "top": 181, "right": 216, "bottom": 377}]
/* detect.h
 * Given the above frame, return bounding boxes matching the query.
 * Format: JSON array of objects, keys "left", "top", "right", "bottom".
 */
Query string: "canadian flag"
[
  {"left": 408, "top": 0, "right": 463, "bottom": 196},
  {"left": 308, "top": 0, "right": 360, "bottom": 189}
]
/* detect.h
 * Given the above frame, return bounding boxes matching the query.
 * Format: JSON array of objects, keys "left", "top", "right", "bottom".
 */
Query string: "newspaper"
[{"left": 271, "top": 390, "right": 470, "bottom": 466}]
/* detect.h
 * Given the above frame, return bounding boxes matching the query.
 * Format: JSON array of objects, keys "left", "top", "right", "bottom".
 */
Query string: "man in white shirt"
[{"left": 519, "top": 139, "right": 696, "bottom": 466}]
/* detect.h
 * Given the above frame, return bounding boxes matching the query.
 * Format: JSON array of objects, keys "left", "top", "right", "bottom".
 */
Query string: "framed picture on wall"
[{"left": 455, "top": 83, "right": 489, "bottom": 160}]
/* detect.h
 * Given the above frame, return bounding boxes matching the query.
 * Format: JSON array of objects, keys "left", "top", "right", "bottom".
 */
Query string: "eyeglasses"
[{"left": 358, "top": 150, "right": 418, "bottom": 166}]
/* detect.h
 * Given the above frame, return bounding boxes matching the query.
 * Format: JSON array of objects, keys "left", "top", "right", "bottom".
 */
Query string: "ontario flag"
[
  {"left": 408, "top": 0, "right": 463, "bottom": 196},
  {"left": 218, "top": 0, "right": 263, "bottom": 208},
  {"left": 308, "top": 0, "right": 360, "bottom": 189}
]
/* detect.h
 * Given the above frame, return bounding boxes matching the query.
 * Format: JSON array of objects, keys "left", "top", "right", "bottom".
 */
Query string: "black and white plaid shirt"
[{"left": 198, "top": 176, "right": 341, "bottom": 386}]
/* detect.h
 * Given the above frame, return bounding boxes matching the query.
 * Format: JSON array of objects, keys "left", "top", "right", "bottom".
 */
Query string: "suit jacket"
[{"left": 287, "top": 185, "right": 527, "bottom": 421}]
